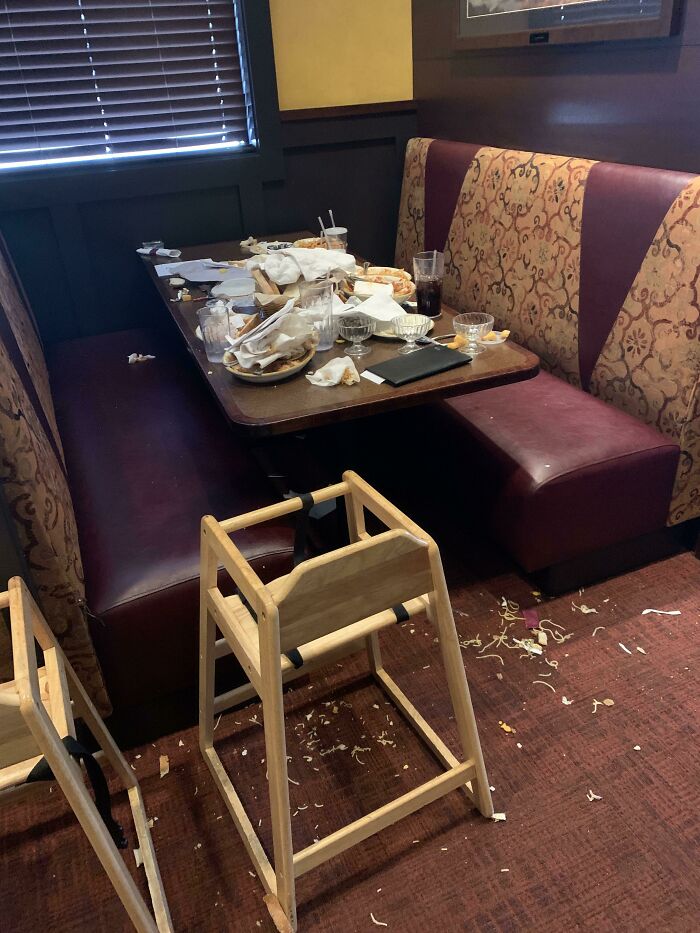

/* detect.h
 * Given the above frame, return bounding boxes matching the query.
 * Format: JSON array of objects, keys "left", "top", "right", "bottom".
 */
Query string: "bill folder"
[{"left": 367, "top": 345, "right": 471, "bottom": 386}]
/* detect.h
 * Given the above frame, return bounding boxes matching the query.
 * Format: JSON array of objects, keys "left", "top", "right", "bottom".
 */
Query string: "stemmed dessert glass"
[
  {"left": 338, "top": 313, "right": 375, "bottom": 357},
  {"left": 392, "top": 313, "right": 431, "bottom": 354},
  {"left": 453, "top": 313, "right": 494, "bottom": 356}
]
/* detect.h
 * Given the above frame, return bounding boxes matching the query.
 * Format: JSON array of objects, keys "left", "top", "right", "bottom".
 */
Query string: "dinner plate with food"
[{"left": 222, "top": 346, "right": 315, "bottom": 383}]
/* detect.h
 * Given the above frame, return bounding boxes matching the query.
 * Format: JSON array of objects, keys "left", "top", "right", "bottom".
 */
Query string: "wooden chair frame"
[
  {"left": 199, "top": 470, "right": 493, "bottom": 932},
  {"left": 0, "top": 577, "right": 172, "bottom": 933}
]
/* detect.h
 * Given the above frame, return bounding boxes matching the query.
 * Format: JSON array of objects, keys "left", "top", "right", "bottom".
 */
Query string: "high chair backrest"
[{"left": 272, "top": 529, "right": 433, "bottom": 654}]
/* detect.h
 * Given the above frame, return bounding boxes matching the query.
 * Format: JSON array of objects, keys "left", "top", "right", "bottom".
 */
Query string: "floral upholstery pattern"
[
  {"left": 0, "top": 332, "right": 110, "bottom": 711},
  {"left": 394, "top": 137, "right": 433, "bottom": 273},
  {"left": 443, "top": 147, "right": 597, "bottom": 386},
  {"left": 0, "top": 239, "right": 64, "bottom": 462},
  {"left": 590, "top": 178, "right": 700, "bottom": 525}
]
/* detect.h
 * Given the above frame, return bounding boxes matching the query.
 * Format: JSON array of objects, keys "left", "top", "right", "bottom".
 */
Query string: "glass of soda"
[{"left": 413, "top": 251, "right": 445, "bottom": 319}]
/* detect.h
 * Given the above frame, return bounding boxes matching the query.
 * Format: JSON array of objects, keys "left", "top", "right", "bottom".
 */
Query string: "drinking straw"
[
  {"left": 329, "top": 210, "right": 336, "bottom": 228},
  {"left": 432, "top": 249, "right": 437, "bottom": 276},
  {"left": 318, "top": 215, "right": 330, "bottom": 248}
]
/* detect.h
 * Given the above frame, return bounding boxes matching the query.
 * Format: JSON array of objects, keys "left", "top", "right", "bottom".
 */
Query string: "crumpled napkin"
[
  {"left": 247, "top": 248, "right": 356, "bottom": 285},
  {"left": 306, "top": 356, "right": 360, "bottom": 386},
  {"left": 337, "top": 290, "right": 403, "bottom": 324},
  {"left": 136, "top": 246, "right": 181, "bottom": 258},
  {"left": 230, "top": 300, "right": 317, "bottom": 371}
]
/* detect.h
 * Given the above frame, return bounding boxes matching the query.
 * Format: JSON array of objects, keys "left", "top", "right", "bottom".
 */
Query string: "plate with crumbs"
[{"left": 222, "top": 347, "right": 315, "bottom": 383}]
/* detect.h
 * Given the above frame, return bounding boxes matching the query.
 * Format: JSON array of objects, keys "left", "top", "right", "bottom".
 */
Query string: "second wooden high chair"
[
  {"left": 0, "top": 577, "right": 172, "bottom": 933},
  {"left": 199, "top": 470, "right": 493, "bottom": 932}
]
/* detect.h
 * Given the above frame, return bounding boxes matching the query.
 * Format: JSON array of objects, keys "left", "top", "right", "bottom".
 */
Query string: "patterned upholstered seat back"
[
  {"left": 442, "top": 146, "right": 595, "bottom": 386},
  {"left": 396, "top": 138, "right": 700, "bottom": 525},
  {"left": 0, "top": 235, "right": 109, "bottom": 711}
]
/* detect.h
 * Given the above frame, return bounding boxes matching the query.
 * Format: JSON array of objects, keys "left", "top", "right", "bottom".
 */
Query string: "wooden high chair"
[
  {"left": 199, "top": 471, "right": 493, "bottom": 932},
  {"left": 0, "top": 577, "right": 172, "bottom": 933}
]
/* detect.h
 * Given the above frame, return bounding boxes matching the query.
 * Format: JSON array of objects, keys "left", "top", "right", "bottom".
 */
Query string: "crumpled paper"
[
  {"left": 306, "top": 356, "right": 360, "bottom": 387},
  {"left": 246, "top": 248, "right": 356, "bottom": 285},
  {"left": 229, "top": 301, "right": 317, "bottom": 371},
  {"left": 338, "top": 290, "right": 403, "bottom": 324}
]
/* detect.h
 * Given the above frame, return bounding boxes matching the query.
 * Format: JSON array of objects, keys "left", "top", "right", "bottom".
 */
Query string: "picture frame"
[{"left": 454, "top": 0, "right": 682, "bottom": 50}]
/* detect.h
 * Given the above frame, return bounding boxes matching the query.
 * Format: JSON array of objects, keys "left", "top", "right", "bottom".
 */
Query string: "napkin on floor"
[
  {"left": 247, "top": 248, "right": 356, "bottom": 285},
  {"left": 306, "top": 356, "right": 360, "bottom": 386},
  {"left": 337, "top": 290, "right": 403, "bottom": 324},
  {"left": 230, "top": 301, "right": 317, "bottom": 371}
]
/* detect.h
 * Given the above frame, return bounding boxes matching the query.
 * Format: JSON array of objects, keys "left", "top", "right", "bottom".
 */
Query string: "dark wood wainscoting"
[
  {"left": 414, "top": 0, "right": 700, "bottom": 174},
  {"left": 0, "top": 103, "right": 416, "bottom": 346}
]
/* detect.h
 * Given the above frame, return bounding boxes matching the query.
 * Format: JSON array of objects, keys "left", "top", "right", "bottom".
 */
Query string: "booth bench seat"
[
  {"left": 396, "top": 139, "right": 700, "bottom": 579},
  {"left": 47, "top": 327, "right": 295, "bottom": 714}
]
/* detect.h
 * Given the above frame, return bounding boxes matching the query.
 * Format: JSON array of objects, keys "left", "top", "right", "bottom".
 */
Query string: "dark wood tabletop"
[{"left": 144, "top": 234, "right": 539, "bottom": 437}]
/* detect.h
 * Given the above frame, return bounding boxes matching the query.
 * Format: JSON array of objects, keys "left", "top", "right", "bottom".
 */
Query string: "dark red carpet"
[{"left": 2, "top": 549, "right": 699, "bottom": 932}]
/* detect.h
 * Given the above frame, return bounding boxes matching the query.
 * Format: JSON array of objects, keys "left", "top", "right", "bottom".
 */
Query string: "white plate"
[
  {"left": 222, "top": 347, "right": 315, "bottom": 384},
  {"left": 373, "top": 319, "right": 435, "bottom": 340},
  {"left": 478, "top": 330, "right": 509, "bottom": 346}
]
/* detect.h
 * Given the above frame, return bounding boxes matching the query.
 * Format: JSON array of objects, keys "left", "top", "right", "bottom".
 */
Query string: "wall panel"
[{"left": 414, "top": 0, "right": 700, "bottom": 173}]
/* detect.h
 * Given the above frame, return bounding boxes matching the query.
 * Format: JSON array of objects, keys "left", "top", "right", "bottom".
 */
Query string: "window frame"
[{"left": 0, "top": 0, "right": 283, "bottom": 191}]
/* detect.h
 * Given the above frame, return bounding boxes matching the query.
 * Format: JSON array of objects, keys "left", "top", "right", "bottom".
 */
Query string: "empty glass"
[
  {"left": 338, "top": 313, "right": 375, "bottom": 357},
  {"left": 298, "top": 280, "right": 335, "bottom": 351},
  {"left": 392, "top": 313, "right": 431, "bottom": 354},
  {"left": 453, "top": 312, "right": 494, "bottom": 356},
  {"left": 198, "top": 303, "right": 230, "bottom": 363}
]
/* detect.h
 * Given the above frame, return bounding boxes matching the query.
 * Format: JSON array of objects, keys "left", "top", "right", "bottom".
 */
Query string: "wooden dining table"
[{"left": 144, "top": 233, "right": 539, "bottom": 437}]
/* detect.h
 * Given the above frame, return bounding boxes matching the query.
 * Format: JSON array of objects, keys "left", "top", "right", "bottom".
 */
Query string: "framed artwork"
[{"left": 455, "top": 0, "right": 682, "bottom": 49}]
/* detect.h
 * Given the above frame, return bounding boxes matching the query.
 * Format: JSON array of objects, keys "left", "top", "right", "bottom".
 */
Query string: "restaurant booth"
[{"left": 0, "top": 2, "right": 698, "bottom": 932}]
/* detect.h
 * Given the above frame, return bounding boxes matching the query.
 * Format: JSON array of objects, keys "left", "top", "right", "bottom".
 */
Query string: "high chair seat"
[{"left": 199, "top": 470, "right": 493, "bottom": 933}]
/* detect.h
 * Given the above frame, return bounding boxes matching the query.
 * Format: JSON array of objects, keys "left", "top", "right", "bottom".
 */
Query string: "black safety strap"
[
  {"left": 393, "top": 604, "right": 410, "bottom": 624},
  {"left": 293, "top": 493, "right": 315, "bottom": 567},
  {"left": 26, "top": 735, "right": 127, "bottom": 849}
]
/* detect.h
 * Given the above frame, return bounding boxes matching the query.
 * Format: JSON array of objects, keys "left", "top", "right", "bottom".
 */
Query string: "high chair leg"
[
  {"left": 428, "top": 577, "right": 494, "bottom": 818},
  {"left": 260, "top": 621, "right": 297, "bottom": 932},
  {"left": 199, "top": 536, "right": 219, "bottom": 754},
  {"left": 26, "top": 711, "right": 158, "bottom": 933}
]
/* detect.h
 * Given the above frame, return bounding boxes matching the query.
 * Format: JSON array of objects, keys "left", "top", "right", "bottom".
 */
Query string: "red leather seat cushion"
[
  {"left": 438, "top": 371, "right": 680, "bottom": 571},
  {"left": 48, "top": 328, "right": 295, "bottom": 710}
]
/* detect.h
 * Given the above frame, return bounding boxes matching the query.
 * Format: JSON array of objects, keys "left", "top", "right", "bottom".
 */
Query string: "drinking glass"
[
  {"left": 453, "top": 312, "right": 494, "bottom": 357},
  {"left": 392, "top": 313, "right": 431, "bottom": 354},
  {"left": 298, "top": 279, "right": 335, "bottom": 350},
  {"left": 413, "top": 251, "right": 445, "bottom": 319},
  {"left": 198, "top": 303, "right": 230, "bottom": 363},
  {"left": 338, "top": 313, "right": 375, "bottom": 357},
  {"left": 324, "top": 226, "right": 348, "bottom": 251}
]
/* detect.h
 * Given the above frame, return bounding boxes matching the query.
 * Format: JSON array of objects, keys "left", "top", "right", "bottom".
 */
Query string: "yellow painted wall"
[{"left": 269, "top": 0, "right": 413, "bottom": 111}]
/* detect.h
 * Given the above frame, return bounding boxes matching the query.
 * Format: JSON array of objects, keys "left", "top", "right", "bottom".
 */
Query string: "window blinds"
[{"left": 0, "top": 0, "right": 256, "bottom": 170}]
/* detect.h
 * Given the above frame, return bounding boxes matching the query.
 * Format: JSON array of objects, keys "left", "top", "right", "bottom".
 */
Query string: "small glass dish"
[
  {"left": 453, "top": 312, "right": 494, "bottom": 356},
  {"left": 338, "top": 313, "right": 375, "bottom": 357},
  {"left": 392, "top": 313, "right": 431, "bottom": 354}
]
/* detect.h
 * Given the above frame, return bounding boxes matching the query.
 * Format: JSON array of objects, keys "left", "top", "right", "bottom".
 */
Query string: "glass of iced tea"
[{"left": 413, "top": 251, "right": 445, "bottom": 319}]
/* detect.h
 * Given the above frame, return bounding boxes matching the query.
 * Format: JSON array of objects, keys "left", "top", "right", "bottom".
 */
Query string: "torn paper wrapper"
[{"left": 128, "top": 353, "right": 156, "bottom": 364}]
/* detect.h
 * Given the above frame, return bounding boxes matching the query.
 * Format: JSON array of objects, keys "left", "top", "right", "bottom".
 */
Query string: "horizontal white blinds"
[{"left": 0, "top": 0, "right": 255, "bottom": 168}]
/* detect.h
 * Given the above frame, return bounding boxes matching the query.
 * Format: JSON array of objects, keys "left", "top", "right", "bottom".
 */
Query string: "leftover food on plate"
[
  {"left": 222, "top": 346, "right": 316, "bottom": 383},
  {"left": 345, "top": 273, "right": 416, "bottom": 303},
  {"left": 359, "top": 266, "right": 413, "bottom": 281},
  {"left": 447, "top": 334, "right": 467, "bottom": 350},
  {"left": 293, "top": 237, "right": 329, "bottom": 250},
  {"left": 480, "top": 329, "right": 510, "bottom": 344}
]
